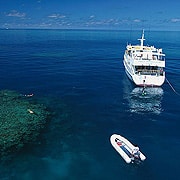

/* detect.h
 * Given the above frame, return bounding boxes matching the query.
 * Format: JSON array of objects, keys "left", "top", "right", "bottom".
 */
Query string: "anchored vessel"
[
  {"left": 110, "top": 134, "right": 146, "bottom": 163},
  {"left": 123, "top": 30, "right": 165, "bottom": 87}
]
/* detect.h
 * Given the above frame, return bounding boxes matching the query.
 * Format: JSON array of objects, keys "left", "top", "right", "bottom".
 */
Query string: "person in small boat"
[{"left": 132, "top": 147, "right": 140, "bottom": 159}]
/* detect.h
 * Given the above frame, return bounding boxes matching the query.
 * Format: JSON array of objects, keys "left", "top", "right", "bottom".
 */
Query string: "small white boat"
[
  {"left": 110, "top": 134, "right": 146, "bottom": 163},
  {"left": 123, "top": 30, "right": 165, "bottom": 87}
]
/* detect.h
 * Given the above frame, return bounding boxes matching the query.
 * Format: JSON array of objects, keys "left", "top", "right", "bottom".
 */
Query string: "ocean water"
[{"left": 0, "top": 29, "right": 180, "bottom": 180}]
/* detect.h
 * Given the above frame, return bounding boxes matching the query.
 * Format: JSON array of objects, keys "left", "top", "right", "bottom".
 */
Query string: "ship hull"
[
  {"left": 123, "top": 60, "right": 165, "bottom": 87},
  {"left": 123, "top": 30, "right": 165, "bottom": 87}
]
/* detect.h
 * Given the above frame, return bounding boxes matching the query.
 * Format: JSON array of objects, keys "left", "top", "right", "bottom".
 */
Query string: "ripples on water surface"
[{"left": 0, "top": 29, "right": 180, "bottom": 180}]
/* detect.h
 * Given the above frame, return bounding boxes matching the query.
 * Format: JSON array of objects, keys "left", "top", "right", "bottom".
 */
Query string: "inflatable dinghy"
[{"left": 110, "top": 134, "right": 146, "bottom": 163}]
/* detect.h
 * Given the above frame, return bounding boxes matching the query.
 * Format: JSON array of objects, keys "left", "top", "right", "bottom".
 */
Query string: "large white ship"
[{"left": 123, "top": 30, "right": 165, "bottom": 87}]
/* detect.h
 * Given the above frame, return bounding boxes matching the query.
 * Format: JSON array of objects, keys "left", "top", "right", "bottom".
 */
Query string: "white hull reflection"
[{"left": 123, "top": 76, "right": 164, "bottom": 114}]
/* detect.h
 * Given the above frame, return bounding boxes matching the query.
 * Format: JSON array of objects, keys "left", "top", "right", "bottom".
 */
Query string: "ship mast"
[{"left": 138, "top": 29, "right": 145, "bottom": 47}]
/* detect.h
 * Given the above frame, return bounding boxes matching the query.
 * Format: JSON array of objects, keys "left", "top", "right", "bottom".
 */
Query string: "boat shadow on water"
[{"left": 123, "top": 75, "right": 164, "bottom": 115}]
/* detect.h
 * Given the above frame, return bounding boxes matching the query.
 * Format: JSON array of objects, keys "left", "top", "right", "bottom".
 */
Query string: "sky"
[{"left": 0, "top": 0, "right": 180, "bottom": 30}]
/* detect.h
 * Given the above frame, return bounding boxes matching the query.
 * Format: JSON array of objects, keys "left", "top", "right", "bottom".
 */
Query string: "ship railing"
[{"left": 134, "top": 56, "right": 165, "bottom": 61}]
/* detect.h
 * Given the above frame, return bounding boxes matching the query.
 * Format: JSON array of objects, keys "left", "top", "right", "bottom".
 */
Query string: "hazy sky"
[{"left": 0, "top": 0, "right": 180, "bottom": 30}]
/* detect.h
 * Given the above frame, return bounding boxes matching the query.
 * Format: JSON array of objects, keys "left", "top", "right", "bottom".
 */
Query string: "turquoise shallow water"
[{"left": 0, "top": 29, "right": 180, "bottom": 180}]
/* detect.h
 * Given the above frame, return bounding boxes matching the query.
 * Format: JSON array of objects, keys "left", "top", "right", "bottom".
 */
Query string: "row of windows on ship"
[{"left": 134, "top": 66, "right": 164, "bottom": 76}]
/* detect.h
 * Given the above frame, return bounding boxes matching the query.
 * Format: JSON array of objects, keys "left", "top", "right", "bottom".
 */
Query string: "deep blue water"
[{"left": 0, "top": 29, "right": 180, "bottom": 180}]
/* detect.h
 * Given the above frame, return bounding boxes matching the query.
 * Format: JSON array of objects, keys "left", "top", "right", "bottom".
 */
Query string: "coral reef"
[{"left": 0, "top": 90, "right": 50, "bottom": 157}]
